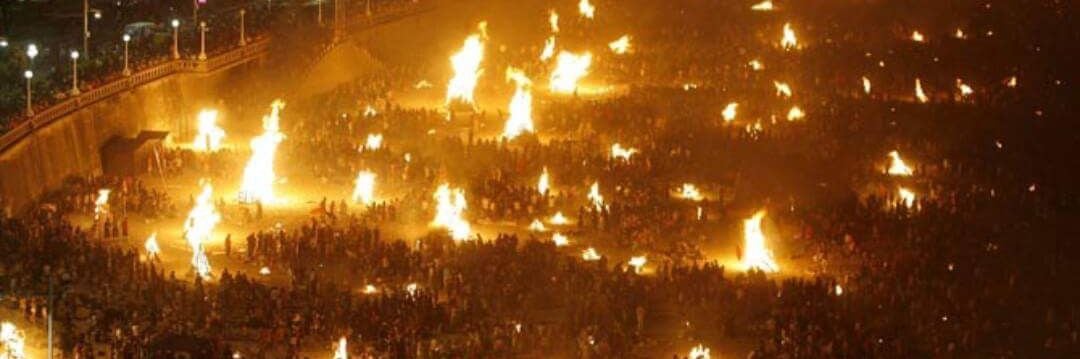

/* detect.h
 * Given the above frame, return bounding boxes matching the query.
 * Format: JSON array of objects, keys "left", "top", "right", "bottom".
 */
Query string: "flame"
[
  {"left": 239, "top": 100, "right": 286, "bottom": 204},
  {"left": 628, "top": 256, "right": 647, "bottom": 273},
  {"left": 611, "top": 143, "right": 638, "bottom": 160},
  {"left": 363, "top": 285, "right": 378, "bottom": 294},
  {"left": 540, "top": 36, "right": 556, "bottom": 61},
  {"left": 333, "top": 337, "right": 347, "bottom": 359},
  {"left": 259, "top": 266, "right": 271, "bottom": 275},
  {"left": 363, "top": 105, "right": 378, "bottom": 117},
  {"left": 1006, "top": 76, "right": 1017, "bottom": 88},
  {"left": 689, "top": 344, "right": 711, "bottom": 359},
  {"left": 144, "top": 232, "right": 161, "bottom": 258},
  {"left": 192, "top": 109, "right": 225, "bottom": 152},
  {"left": 503, "top": 67, "right": 534, "bottom": 139},
  {"left": 898, "top": 187, "right": 916, "bottom": 208},
  {"left": 786, "top": 106, "right": 805, "bottom": 121},
  {"left": 432, "top": 184, "right": 471, "bottom": 241},
  {"left": 751, "top": 0, "right": 773, "bottom": 11},
  {"left": 957, "top": 79, "right": 973, "bottom": 97},
  {"left": 587, "top": 182, "right": 604, "bottom": 210},
  {"left": 742, "top": 210, "right": 779, "bottom": 272},
  {"left": 834, "top": 284, "right": 843, "bottom": 296},
  {"left": 446, "top": 24, "right": 486, "bottom": 105},
  {"left": 679, "top": 183, "right": 704, "bottom": 201},
  {"left": 780, "top": 23, "right": 798, "bottom": 50},
  {"left": 550, "top": 51, "right": 592, "bottom": 94},
  {"left": 608, "top": 35, "right": 631, "bottom": 54},
  {"left": 582, "top": 247, "right": 601, "bottom": 261},
  {"left": 185, "top": 182, "right": 220, "bottom": 279},
  {"left": 538, "top": 167, "right": 550, "bottom": 195},
  {"left": 722, "top": 102, "right": 738, "bottom": 122},
  {"left": 578, "top": 0, "right": 595, "bottom": 19},
  {"left": 364, "top": 133, "right": 383, "bottom": 151},
  {"left": 549, "top": 10, "right": 559, "bottom": 33},
  {"left": 887, "top": 151, "right": 914, "bottom": 176},
  {"left": 915, "top": 78, "right": 929, "bottom": 103},
  {"left": 352, "top": 170, "right": 377, "bottom": 205},
  {"left": 550, "top": 212, "right": 569, "bottom": 225},
  {"left": 954, "top": 28, "right": 966, "bottom": 39},
  {"left": 911, "top": 30, "right": 925, "bottom": 42},
  {"left": 774, "top": 81, "right": 792, "bottom": 98},
  {"left": 748, "top": 59, "right": 763, "bottom": 71},
  {"left": 862, "top": 76, "right": 872, "bottom": 95},
  {"left": 405, "top": 283, "right": 419, "bottom": 296},
  {"left": 0, "top": 322, "right": 26, "bottom": 359},
  {"left": 529, "top": 219, "right": 548, "bottom": 232},
  {"left": 94, "top": 189, "right": 110, "bottom": 220},
  {"left": 552, "top": 233, "right": 569, "bottom": 246}
]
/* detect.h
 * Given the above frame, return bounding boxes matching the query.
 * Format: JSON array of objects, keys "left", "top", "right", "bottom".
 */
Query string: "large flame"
[
  {"left": 446, "top": 23, "right": 486, "bottom": 106},
  {"left": 364, "top": 133, "right": 383, "bottom": 151},
  {"left": 898, "top": 187, "right": 916, "bottom": 209},
  {"left": 550, "top": 51, "right": 592, "bottom": 94},
  {"left": 722, "top": 102, "right": 738, "bottom": 122},
  {"left": 862, "top": 76, "right": 872, "bottom": 95},
  {"left": 538, "top": 167, "right": 550, "bottom": 195},
  {"left": 552, "top": 233, "right": 569, "bottom": 246},
  {"left": 786, "top": 106, "right": 805, "bottom": 121},
  {"left": 185, "top": 182, "right": 220, "bottom": 279},
  {"left": 432, "top": 184, "right": 471, "bottom": 241},
  {"left": 587, "top": 181, "right": 605, "bottom": 210},
  {"left": 582, "top": 247, "right": 601, "bottom": 261},
  {"left": 781, "top": 23, "right": 798, "bottom": 50},
  {"left": 549, "top": 10, "right": 559, "bottom": 33},
  {"left": 550, "top": 211, "right": 569, "bottom": 225},
  {"left": 608, "top": 35, "right": 631, "bottom": 55},
  {"left": 352, "top": 170, "right": 377, "bottom": 205},
  {"left": 192, "top": 109, "right": 225, "bottom": 152},
  {"left": 239, "top": 100, "right": 285, "bottom": 204},
  {"left": 611, "top": 143, "right": 638, "bottom": 160},
  {"left": 956, "top": 79, "right": 973, "bottom": 98},
  {"left": 887, "top": 151, "right": 914, "bottom": 176},
  {"left": 751, "top": 0, "right": 773, "bottom": 11},
  {"left": 689, "top": 344, "right": 711, "bottom": 359},
  {"left": 94, "top": 188, "right": 110, "bottom": 220},
  {"left": 529, "top": 219, "right": 548, "bottom": 232},
  {"left": 333, "top": 337, "right": 347, "bottom": 359},
  {"left": 578, "top": 0, "right": 595, "bottom": 19},
  {"left": 679, "top": 183, "right": 704, "bottom": 201},
  {"left": 540, "top": 36, "right": 556, "bottom": 61},
  {"left": 915, "top": 78, "right": 929, "bottom": 103},
  {"left": 628, "top": 256, "right": 647, "bottom": 273},
  {"left": 742, "top": 210, "right": 779, "bottom": 272},
  {"left": 0, "top": 322, "right": 26, "bottom": 359},
  {"left": 503, "top": 67, "right": 534, "bottom": 139},
  {"left": 145, "top": 232, "right": 161, "bottom": 259},
  {"left": 774, "top": 81, "right": 792, "bottom": 98},
  {"left": 911, "top": 30, "right": 925, "bottom": 42}
]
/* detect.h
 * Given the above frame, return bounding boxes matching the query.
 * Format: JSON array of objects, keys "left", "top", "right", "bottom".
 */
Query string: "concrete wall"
[{"left": 0, "top": 65, "right": 259, "bottom": 212}]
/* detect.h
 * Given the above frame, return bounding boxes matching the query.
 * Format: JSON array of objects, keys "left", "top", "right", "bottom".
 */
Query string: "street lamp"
[
  {"left": 317, "top": 0, "right": 323, "bottom": 26},
  {"left": 24, "top": 70, "right": 34, "bottom": 117},
  {"left": 171, "top": 19, "right": 181, "bottom": 59},
  {"left": 70, "top": 51, "right": 81, "bottom": 95},
  {"left": 122, "top": 34, "right": 131, "bottom": 76},
  {"left": 198, "top": 22, "right": 207, "bottom": 61},
  {"left": 27, "top": 44, "right": 38, "bottom": 64},
  {"left": 239, "top": 9, "right": 247, "bottom": 46}
]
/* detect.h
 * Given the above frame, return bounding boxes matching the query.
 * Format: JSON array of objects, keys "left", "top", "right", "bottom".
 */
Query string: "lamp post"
[
  {"left": 27, "top": 44, "right": 38, "bottom": 65},
  {"left": 24, "top": 70, "right": 34, "bottom": 117},
  {"left": 122, "top": 34, "right": 131, "bottom": 76},
  {"left": 317, "top": 0, "right": 323, "bottom": 26},
  {"left": 83, "top": 0, "right": 89, "bottom": 59},
  {"left": 172, "top": 19, "right": 181, "bottom": 59},
  {"left": 239, "top": 9, "right": 247, "bottom": 46},
  {"left": 70, "top": 51, "right": 81, "bottom": 95},
  {"left": 198, "top": 21, "right": 207, "bottom": 61}
]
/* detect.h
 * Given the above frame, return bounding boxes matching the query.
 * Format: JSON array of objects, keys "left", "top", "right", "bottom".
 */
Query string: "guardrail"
[
  {"left": 0, "top": 38, "right": 271, "bottom": 154},
  {"left": 0, "top": 2, "right": 435, "bottom": 156}
]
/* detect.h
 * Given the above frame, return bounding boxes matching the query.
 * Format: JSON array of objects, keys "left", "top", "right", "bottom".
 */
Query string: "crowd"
[{"left": 2, "top": 0, "right": 1080, "bottom": 357}]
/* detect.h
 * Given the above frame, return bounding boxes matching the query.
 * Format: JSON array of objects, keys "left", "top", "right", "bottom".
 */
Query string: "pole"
[
  {"left": 25, "top": 72, "right": 33, "bottom": 117},
  {"left": 239, "top": 9, "right": 247, "bottom": 46},
  {"left": 71, "top": 53, "right": 80, "bottom": 95},
  {"left": 48, "top": 277, "right": 54, "bottom": 359},
  {"left": 172, "top": 21, "right": 180, "bottom": 59},
  {"left": 198, "top": 22, "right": 207, "bottom": 61},
  {"left": 122, "top": 37, "right": 131, "bottom": 76},
  {"left": 83, "top": 0, "right": 90, "bottom": 60},
  {"left": 318, "top": 0, "right": 323, "bottom": 26},
  {"left": 193, "top": 0, "right": 199, "bottom": 25}
]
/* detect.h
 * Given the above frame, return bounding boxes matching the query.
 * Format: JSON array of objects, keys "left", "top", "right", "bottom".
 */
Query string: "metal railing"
[{"left": 0, "top": 2, "right": 436, "bottom": 155}]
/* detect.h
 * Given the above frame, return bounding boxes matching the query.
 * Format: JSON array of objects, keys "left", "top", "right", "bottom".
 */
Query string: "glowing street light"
[
  {"left": 171, "top": 19, "right": 181, "bottom": 59},
  {"left": 198, "top": 22, "right": 208, "bottom": 61},
  {"left": 70, "top": 51, "right": 81, "bottom": 95},
  {"left": 122, "top": 34, "right": 131, "bottom": 76},
  {"left": 24, "top": 70, "right": 34, "bottom": 116},
  {"left": 26, "top": 44, "right": 38, "bottom": 64}
]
